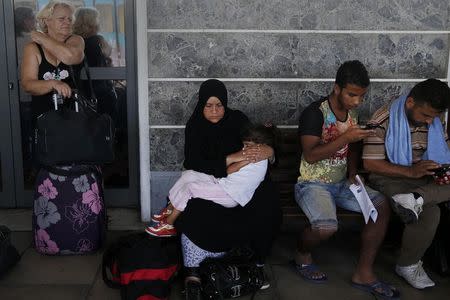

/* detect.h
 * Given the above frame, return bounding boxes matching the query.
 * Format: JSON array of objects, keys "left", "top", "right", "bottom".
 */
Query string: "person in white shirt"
[{"left": 145, "top": 123, "right": 277, "bottom": 237}]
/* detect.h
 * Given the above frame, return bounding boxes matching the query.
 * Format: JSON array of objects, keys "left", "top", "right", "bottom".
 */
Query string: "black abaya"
[{"left": 174, "top": 79, "right": 281, "bottom": 261}]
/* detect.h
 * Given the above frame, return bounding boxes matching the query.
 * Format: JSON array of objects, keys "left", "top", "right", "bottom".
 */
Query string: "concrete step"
[{"left": 0, "top": 208, "right": 145, "bottom": 231}]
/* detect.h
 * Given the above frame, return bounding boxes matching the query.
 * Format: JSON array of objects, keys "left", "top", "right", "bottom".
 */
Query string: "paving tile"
[
  {"left": 0, "top": 208, "right": 145, "bottom": 232},
  {"left": 372, "top": 256, "right": 450, "bottom": 300},
  {"left": 0, "top": 248, "right": 102, "bottom": 285},
  {"left": 0, "top": 285, "right": 89, "bottom": 300},
  {"left": 86, "top": 270, "right": 122, "bottom": 300},
  {"left": 107, "top": 208, "right": 145, "bottom": 231},
  {"left": 268, "top": 231, "right": 360, "bottom": 270},
  {"left": 10, "top": 231, "right": 33, "bottom": 255},
  {"left": 272, "top": 264, "right": 374, "bottom": 300},
  {"left": 2, "top": 214, "right": 450, "bottom": 300},
  {"left": 0, "top": 209, "right": 31, "bottom": 231},
  {"left": 267, "top": 233, "right": 298, "bottom": 265}
]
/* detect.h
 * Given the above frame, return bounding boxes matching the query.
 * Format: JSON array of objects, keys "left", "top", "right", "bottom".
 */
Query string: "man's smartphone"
[
  {"left": 434, "top": 164, "right": 450, "bottom": 176},
  {"left": 433, "top": 164, "right": 450, "bottom": 185}
]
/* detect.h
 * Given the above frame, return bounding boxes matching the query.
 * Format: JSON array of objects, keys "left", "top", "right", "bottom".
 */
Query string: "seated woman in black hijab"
[{"left": 174, "top": 79, "right": 281, "bottom": 299}]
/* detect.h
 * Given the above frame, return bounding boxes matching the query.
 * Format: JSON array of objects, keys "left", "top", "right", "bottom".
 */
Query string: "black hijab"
[
  {"left": 184, "top": 79, "right": 249, "bottom": 177},
  {"left": 187, "top": 79, "right": 230, "bottom": 129}
]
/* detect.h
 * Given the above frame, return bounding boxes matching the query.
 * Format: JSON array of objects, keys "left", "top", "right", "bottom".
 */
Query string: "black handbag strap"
[
  {"left": 69, "top": 59, "right": 98, "bottom": 106},
  {"left": 81, "top": 58, "right": 97, "bottom": 101}
]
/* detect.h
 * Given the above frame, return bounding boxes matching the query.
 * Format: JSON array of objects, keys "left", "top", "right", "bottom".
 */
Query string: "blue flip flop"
[
  {"left": 290, "top": 260, "right": 328, "bottom": 283},
  {"left": 351, "top": 280, "right": 400, "bottom": 300}
]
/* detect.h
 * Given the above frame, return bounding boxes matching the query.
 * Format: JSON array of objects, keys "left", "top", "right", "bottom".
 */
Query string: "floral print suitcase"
[{"left": 32, "top": 166, "right": 106, "bottom": 255}]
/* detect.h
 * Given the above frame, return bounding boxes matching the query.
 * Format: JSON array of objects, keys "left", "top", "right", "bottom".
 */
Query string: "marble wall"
[
  {"left": 148, "top": 0, "right": 449, "bottom": 171},
  {"left": 147, "top": 1, "right": 450, "bottom": 203},
  {"left": 148, "top": 33, "right": 447, "bottom": 79},
  {"left": 148, "top": 0, "right": 449, "bottom": 30}
]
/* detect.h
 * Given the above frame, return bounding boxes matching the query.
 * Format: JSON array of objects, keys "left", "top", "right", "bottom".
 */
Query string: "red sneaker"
[
  {"left": 145, "top": 222, "right": 177, "bottom": 237},
  {"left": 151, "top": 206, "right": 173, "bottom": 222}
]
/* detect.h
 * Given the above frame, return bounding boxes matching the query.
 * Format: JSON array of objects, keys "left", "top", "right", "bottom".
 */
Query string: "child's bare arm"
[{"left": 227, "top": 160, "right": 250, "bottom": 174}]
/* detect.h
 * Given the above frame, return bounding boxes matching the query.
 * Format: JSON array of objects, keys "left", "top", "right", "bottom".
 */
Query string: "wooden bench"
[
  {"left": 273, "top": 113, "right": 450, "bottom": 218},
  {"left": 271, "top": 128, "right": 362, "bottom": 219}
]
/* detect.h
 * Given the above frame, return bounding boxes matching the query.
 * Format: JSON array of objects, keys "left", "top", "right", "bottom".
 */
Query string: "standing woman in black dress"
[{"left": 174, "top": 79, "right": 282, "bottom": 299}]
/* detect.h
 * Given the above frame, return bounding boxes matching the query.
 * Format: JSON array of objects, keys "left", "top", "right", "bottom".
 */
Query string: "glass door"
[{"left": 1, "top": 0, "right": 138, "bottom": 207}]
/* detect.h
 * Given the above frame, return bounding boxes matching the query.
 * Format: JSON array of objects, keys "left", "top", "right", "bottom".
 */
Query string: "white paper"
[{"left": 349, "top": 175, "right": 378, "bottom": 224}]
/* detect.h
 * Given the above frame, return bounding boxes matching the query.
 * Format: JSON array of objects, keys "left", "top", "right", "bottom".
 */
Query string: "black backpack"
[{"left": 102, "top": 233, "right": 180, "bottom": 300}]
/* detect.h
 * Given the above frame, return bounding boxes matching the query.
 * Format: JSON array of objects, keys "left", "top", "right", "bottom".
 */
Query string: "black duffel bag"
[
  {"left": 34, "top": 95, "right": 114, "bottom": 166},
  {"left": 102, "top": 233, "right": 180, "bottom": 300}
]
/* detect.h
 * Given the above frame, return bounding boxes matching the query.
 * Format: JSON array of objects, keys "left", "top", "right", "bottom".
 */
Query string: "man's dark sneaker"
[{"left": 185, "top": 280, "right": 203, "bottom": 300}]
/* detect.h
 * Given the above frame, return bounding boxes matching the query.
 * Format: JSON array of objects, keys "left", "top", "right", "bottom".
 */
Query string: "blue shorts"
[{"left": 294, "top": 179, "right": 385, "bottom": 230}]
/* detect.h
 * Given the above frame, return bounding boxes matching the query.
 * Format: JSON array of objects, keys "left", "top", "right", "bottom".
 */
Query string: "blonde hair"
[
  {"left": 36, "top": 1, "right": 74, "bottom": 33},
  {"left": 73, "top": 7, "right": 99, "bottom": 38}
]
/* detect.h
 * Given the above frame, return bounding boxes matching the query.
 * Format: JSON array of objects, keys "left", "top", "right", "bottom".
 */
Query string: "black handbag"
[
  {"left": 33, "top": 60, "right": 115, "bottom": 166},
  {"left": 0, "top": 225, "right": 20, "bottom": 278},
  {"left": 199, "top": 247, "right": 264, "bottom": 299}
]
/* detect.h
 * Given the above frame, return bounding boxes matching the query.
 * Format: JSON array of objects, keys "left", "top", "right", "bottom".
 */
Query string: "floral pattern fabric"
[
  {"left": 33, "top": 167, "right": 106, "bottom": 255},
  {"left": 299, "top": 100, "right": 358, "bottom": 183},
  {"left": 181, "top": 234, "right": 225, "bottom": 267},
  {"left": 42, "top": 69, "right": 69, "bottom": 81}
]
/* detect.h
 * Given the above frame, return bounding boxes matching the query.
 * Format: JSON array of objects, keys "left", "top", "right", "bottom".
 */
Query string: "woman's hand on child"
[
  {"left": 226, "top": 150, "right": 247, "bottom": 165},
  {"left": 242, "top": 145, "right": 256, "bottom": 162},
  {"left": 243, "top": 144, "right": 274, "bottom": 163}
]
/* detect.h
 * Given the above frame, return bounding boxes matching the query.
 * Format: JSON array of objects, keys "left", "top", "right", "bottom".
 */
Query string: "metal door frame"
[
  {"left": 0, "top": 1, "right": 16, "bottom": 207},
  {"left": 1, "top": 0, "right": 139, "bottom": 207}
]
